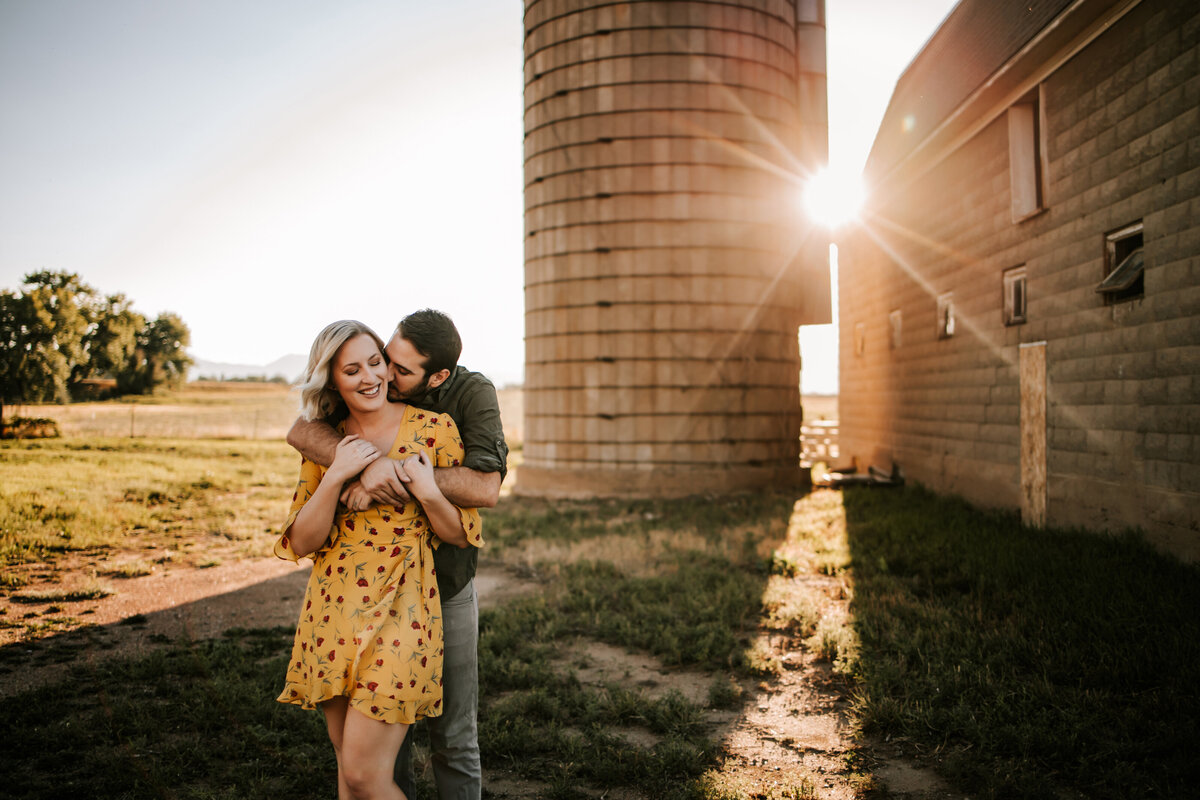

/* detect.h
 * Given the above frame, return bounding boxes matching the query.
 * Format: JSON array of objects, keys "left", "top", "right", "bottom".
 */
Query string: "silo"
[{"left": 521, "top": 0, "right": 830, "bottom": 497}]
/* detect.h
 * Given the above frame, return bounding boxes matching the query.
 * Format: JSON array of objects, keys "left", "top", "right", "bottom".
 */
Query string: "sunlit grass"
[
  {"left": 1, "top": 456, "right": 1194, "bottom": 799},
  {"left": 0, "top": 438, "right": 296, "bottom": 577},
  {"left": 5, "top": 381, "right": 301, "bottom": 439}
]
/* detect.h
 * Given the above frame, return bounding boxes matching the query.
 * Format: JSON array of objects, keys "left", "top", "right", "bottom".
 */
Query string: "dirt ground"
[{"left": 0, "top": 549, "right": 960, "bottom": 799}]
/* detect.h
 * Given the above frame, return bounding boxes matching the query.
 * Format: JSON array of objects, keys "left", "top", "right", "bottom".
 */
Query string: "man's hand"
[
  {"left": 339, "top": 480, "right": 374, "bottom": 512},
  {"left": 339, "top": 457, "right": 412, "bottom": 508}
]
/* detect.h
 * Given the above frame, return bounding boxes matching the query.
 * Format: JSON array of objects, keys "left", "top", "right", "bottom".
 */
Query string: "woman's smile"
[{"left": 332, "top": 333, "right": 392, "bottom": 411}]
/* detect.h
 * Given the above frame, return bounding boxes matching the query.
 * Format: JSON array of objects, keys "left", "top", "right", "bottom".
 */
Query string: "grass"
[
  {"left": 472, "top": 494, "right": 802, "bottom": 797},
  {"left": 5, "top": 381, "right": 303, "bottom": 440},
  {"left": 11, "top": 577, "right": 114, "bottom": 603},
  {"left": 6, "top": 381, "right": 525, "bottom": 444},
  {"left": 0, "top": 430, "right": 1196, "bottom": 799},
  {"left": 842, "top": 485, "right": 1200, "bottom": 799},
  {"left": 0, "top": 438, "right": 297, "bottom": 578},
  {"left": 0, "top": 487, "right": 807, "bottom": 799},
  {"left": 0, "top": 627, "right": 337, "bottom": 799}
]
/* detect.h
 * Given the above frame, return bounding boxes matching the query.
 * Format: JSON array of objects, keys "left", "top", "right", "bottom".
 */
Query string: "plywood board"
[{"left": 1019, "top": 342, "right": 1047, "bottom": 527}]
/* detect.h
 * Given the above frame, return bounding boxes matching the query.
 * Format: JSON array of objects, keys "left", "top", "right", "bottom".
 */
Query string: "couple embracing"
[{"left": 274, "top": 309, "right": 507, "bottom": 800}]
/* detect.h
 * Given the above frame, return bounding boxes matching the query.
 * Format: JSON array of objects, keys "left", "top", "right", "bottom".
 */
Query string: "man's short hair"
[{"left": 397, "top": 309, "right": 462, "bottom": 377}]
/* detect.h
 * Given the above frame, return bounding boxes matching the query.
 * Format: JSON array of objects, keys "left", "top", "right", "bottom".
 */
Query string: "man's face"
[{"left": 384, "top": 333, "right": 432, "bottom": 401}]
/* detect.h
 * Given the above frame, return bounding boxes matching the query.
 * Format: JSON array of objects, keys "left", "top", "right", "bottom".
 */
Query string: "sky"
[{"left": 0, "top": 0, "right": 958, "bottom": 392}]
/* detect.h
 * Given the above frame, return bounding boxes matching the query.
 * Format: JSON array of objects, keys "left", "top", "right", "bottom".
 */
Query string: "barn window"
[
  {"left": 1003, "top": 266, "right": 1027, "bottom": 325},
  {"left": 1008, "top": 86, "right": 1047, "bottom": 223},
  {"left": 1098, "top": 221, "right": 1144, "bottom": 304},
  {"left": 936, "top": 293, "right": 955, "bottom": 339}
]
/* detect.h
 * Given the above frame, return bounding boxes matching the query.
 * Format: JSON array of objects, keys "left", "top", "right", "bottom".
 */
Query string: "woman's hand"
[
  {"left": 399, "top": 450, "right": 436, "bottom": 499},
  {"left": 326, "top": 434, "right": 379, "bottom": 484}
]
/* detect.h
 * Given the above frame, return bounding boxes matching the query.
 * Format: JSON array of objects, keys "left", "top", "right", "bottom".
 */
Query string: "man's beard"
[{"left": 387, "top": 374, "right": 431, "bottom": 402}]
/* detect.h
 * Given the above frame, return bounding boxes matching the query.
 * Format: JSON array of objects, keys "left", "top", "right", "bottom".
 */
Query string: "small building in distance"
[{"left": 839, "top": 0, "right": 1200, "bottom": 560}]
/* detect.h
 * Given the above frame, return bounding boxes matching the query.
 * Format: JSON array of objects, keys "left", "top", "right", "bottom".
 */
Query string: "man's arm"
[
  {"left": 433, "top": 466, "right": 502, "bottom": 508},
  {"left": 431, "top": 372, "right": 507, "bottom": 508},
  {"left": 287, "top": 417, "right": 342, "bottom": 467},
  {"left": 287, "top": 416, "right": 409, "bottom": 509}
]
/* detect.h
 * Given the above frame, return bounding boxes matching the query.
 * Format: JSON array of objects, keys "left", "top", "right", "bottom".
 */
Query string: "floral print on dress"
[{"left": 274, "top": 406, "right": 482, "bottom": 724}]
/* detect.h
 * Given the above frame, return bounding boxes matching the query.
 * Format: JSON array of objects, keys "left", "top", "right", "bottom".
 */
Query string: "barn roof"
[{"left": 865, "top": 0, "right": 1075, "bottom": 181}]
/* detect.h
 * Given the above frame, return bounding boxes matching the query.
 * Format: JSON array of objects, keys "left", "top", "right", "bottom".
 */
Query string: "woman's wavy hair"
[{"left": 295, "top": 320, "right": 386, "bottom": 421}]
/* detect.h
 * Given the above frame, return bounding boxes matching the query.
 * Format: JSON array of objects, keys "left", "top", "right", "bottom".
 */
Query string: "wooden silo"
[{"left": 520, "top": 0, "right": 831, "bottom": 497}]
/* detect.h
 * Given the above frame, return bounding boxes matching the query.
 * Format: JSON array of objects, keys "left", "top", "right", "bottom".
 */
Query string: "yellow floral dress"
[{"left": 274, "top": 405, "right": 482, "bottom": 724}]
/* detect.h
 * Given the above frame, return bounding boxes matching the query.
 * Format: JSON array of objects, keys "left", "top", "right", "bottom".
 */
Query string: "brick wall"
[{"left": 840, "top": 0, "right": 1200, "bottom": 560}]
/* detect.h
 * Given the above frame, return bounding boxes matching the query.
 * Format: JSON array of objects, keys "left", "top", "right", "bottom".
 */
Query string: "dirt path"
[{"left": 0, "top": 553, "right": 958, "bottom": 798}]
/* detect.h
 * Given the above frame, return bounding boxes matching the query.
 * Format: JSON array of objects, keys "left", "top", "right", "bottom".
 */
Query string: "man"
[{"left": 288, "top": 308, "right": 506, "bottom": 800}]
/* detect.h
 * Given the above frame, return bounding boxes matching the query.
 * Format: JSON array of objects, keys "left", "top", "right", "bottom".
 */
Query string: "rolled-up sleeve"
[{"left": 456, "top": 378, "right": 509, "bottom": 480}]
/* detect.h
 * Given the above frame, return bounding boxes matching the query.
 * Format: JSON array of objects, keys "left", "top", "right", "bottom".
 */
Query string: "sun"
[{"left": 801, "top": 166, "right": 865, "bottom": 228}]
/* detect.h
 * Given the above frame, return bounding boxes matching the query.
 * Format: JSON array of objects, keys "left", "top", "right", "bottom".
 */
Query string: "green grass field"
[
  {"left": 1, "top": 388, "right": 1197, "bottom": 798},
  {"left": 0, "top": 438, "right": 297, "bottom": 597},
  {"left": 5, "top": 381, "right": 303, "bottom": 440}
]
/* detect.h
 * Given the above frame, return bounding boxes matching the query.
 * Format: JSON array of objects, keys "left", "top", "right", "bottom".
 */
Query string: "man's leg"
[
  {"left": 427, "top": 579, "right": 480, "bottom": 800},
  {"left": 394, "top": 720, "right": 417, "bottom": 798}
]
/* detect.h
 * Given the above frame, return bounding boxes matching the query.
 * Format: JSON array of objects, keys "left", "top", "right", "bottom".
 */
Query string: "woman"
[{"left": 275, "top": 320, "right": 482, "bottom": 800}]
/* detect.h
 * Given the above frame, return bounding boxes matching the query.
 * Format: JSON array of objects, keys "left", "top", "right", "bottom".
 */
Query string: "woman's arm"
[
  {"left": 401, "top": 450, "right": 470, "bottom": 548},
  {"left": 285, "top": 435, "right": 378, "bottom": 557}
]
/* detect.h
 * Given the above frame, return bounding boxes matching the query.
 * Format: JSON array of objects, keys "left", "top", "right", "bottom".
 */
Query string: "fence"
[{"left": 800, "top": 420, "right": 839, "bottom": 467}]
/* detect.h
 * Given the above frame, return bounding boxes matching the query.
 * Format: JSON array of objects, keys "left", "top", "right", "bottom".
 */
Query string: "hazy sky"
[{"left": 0, "top": 0, "right": 957, "bottom": 391}]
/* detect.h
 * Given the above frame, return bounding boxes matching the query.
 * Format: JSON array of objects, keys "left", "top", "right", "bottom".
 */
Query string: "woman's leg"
[
  {"left": 320, "top": 697, "right": 354, "bottom": 800},
  {"left": 340, "top": 704, "right": 410, "bottom": 800}
]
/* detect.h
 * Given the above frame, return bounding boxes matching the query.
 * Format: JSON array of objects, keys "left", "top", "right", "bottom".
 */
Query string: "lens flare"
[{"left": 802, "top": 167, "right": 865, "bottom": 228}]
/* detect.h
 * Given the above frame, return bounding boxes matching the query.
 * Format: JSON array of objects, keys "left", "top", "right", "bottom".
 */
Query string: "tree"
[
  {"left": 0, "top": 279, "right": 76, "bottom": 415},
  {"left": 0, "top": 290, "right": 38, "bottom": 421},
  {"left": 83, "top": 293, "right": 145, "bottom": 382},
  {"left": 117, "top": 312, "right": 192, "bottom": 394},
  {"left": 22, "top": 271, "right": 96, "bottom": 388},
  {"left": 1, "top": 272, "right": 195, "bottom": 414}
]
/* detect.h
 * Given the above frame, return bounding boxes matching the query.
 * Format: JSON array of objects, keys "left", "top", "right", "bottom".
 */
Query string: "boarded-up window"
[{"left": 1008, "top": 89, "right": 1046, "bottom": 222}]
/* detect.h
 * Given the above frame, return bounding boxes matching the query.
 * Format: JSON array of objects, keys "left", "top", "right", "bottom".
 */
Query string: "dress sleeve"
[
  {"left": 426, "top": 413, "right": 484, "bottom": 549},
  {"left": 274, "top": 456, "right": 331, "bottom": 562}
]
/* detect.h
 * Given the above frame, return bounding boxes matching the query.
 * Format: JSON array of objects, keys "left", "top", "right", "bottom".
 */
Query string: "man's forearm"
[
  {"left": 434, "top": 467, "right": 501, "bottom": 508},
  {"left": 286, "top": 417, "right": 342, "bottom": 467}
]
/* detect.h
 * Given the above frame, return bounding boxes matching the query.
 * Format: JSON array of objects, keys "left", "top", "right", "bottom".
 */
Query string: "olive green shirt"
[{"left": 409, "top": 365, "right": 507, "bottom": 599}]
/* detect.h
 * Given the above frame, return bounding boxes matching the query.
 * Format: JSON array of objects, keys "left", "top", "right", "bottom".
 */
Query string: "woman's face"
[{"left": 331, "top": 333, "right": 389, "bottom": 414}]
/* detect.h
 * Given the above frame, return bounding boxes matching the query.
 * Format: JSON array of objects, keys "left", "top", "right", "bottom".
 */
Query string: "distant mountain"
[{"left": 189, "top": 353, "right": 307, "bottom": 382}]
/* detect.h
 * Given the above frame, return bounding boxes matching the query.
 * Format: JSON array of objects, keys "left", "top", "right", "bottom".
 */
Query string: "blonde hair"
[{"left": 296, "top": 320, "right": 386, "bottom": 421}]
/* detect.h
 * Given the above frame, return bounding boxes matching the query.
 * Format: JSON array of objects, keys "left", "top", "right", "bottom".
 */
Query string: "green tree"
[
  {"left": 0, "top": 290, "right": 39, "bottom": 420},
  {"left": 118, "top": 312, "right": 192, "bottom": 394},
  {"left": 22, "top": 270, "right": 96, "bottom": 388},
  {"left": 1, "top": 272, "right": 195, "bottom": 412},
  {"left": 0, "top": 272, "right": 90, "bottom": 416},
  {"left": 83, "top": 293, "right": 146, "bottom": 382}
]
